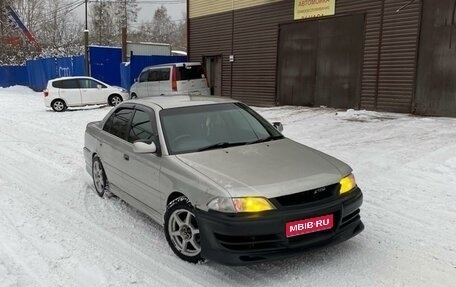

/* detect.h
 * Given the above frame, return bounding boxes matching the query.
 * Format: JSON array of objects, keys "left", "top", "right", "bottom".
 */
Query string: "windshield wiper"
[
  {"left": 198, "top": 142, "right": 246, "bottom": 152},
  {"left": 247, "top": 135, "right": 284, "bottom": 145}
]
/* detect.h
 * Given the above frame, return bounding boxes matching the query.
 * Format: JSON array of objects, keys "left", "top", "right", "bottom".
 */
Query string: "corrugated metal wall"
[{"left": 189, "top": 0, "right": 422, "bottom": 112}]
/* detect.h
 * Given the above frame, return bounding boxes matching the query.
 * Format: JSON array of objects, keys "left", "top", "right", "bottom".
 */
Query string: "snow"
[{"left": 0, "top": 86, "right": 455, "bottom": 286}]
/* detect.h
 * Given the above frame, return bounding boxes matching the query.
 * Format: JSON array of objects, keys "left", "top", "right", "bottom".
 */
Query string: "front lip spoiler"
[{"left": 195, "top": 188, "right": 364, "bottom": 265}]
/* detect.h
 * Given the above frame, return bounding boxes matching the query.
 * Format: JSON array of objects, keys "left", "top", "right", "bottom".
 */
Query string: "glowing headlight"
[
  {"left": 208, "top": 197, "right": 275, "bottom": 213},
  {"left": 339, "top": 173, "right": 357, "bottom": 195}
]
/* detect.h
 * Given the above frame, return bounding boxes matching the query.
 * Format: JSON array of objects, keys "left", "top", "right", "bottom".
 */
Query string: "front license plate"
[{"left": 286, "top": 214, "right": 334, "bottom": 237}]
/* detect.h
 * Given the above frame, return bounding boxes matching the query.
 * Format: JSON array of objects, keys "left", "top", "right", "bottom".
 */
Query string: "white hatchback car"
[
  {"left": 44, "top": 76, "right": 129, "bottom": 112},
  {"left": 129, "top": 62, "right": 210, "bottom": 99}
]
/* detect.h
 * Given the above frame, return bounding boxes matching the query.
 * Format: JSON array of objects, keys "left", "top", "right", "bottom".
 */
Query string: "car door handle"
[{"left": 123, "top": 154, "right": 129, "bottom": 161}]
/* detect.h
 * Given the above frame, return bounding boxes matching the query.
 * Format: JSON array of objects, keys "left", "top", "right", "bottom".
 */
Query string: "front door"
[
  {"left": 123, "top": 107, "right": 162, "bottom": 215},
  {"left": 79, "top": 78, "right": 106, "bottom": 104}
]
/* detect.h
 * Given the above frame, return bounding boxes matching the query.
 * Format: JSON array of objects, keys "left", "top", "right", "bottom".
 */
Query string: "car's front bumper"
[{"left": 195, "top": 188, "right": 364, "bottom": 265}]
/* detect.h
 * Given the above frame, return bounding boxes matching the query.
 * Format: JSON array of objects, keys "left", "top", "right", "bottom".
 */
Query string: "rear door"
[
  {"left": 156, "top": 68, "right": 171, "bottom": 94},
  {"left": 176, "top": 64, "right": 209, "bottom": 95},
  {"left": 56, "top": 79, "right": 81, "bottom": 106},
  {"left": 79, "top": 78, "right": 107, "bottom": 104}
]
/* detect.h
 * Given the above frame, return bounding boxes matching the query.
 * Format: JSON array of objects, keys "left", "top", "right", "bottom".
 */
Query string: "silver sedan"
[{"left": 84, "top": 96, "right": 364, "bottom": 265}]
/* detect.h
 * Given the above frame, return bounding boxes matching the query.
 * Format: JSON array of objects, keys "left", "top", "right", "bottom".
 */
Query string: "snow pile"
[{"left": 0, "top": 87, "right": 455, "bottom": 286}]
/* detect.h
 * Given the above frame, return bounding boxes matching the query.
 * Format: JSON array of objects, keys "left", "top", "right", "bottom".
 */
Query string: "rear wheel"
[
  {"left": 108, "top": 94, "right": 123, "bottom": 106},
  {"left": 164, "top": 196, "right": 203, "bottom": 263},
  {"left": 51, "top": 99, "right": 66, "bottom": 112},
  {"left": 92, "top": 155, "right": 107, "bottom": 197}
]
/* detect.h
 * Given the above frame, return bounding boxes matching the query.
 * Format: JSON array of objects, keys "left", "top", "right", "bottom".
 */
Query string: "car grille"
[{"left": 272, "top": 183, "right": 339, "bottom": 208}]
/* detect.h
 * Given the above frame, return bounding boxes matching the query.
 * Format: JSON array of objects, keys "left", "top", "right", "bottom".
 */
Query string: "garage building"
[{"left": 188, "top": 0, "right": 456, "bottom": 117}]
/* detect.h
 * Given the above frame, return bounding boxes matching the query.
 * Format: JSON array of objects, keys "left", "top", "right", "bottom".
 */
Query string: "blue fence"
[
  {"left": 27, "top": 56, "right": 85, "bottom": 91},
  {"left": 1, "top": 46, "right": 187, "bottom": 91},
  {"left": 90, "top": 46, "right": 122, "bottom": 87},
  {"left": 0, "top": 65, "right": 28, "bottom": 87},
  {"left": 0, "top": 56, "right": 84, "bottom": 91},
  {"left": 120, "top": 55, "right": 187, "bottom": 90}
]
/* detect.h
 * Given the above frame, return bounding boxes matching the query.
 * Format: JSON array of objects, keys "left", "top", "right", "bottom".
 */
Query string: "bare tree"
[
  {"left": 130, "top": 6, "right": 187, "bottom": 51},
  {"left": 89, "top": 0, "right": 139, "bottom": 45}
]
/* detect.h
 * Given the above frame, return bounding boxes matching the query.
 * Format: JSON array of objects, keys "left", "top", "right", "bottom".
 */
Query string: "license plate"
[{"left": 286, "top": 214, "right": 334, "bottom": 237}]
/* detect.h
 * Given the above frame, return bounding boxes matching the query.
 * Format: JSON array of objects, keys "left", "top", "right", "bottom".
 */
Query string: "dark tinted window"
[
  {"left": 177, "top": 65, "right": 205, "bottom": 81},
  {"left": 52, "top": 79, "right": 79, "bottom": 89},
  {"left": 103, "top": 108, "right": 134, "bottom": 140},
  {"left": 148, "top": 68, "right": 170, "bottom": 82},
  {"left": 128, "top": 109, "right": 157, "bottom": 143}
]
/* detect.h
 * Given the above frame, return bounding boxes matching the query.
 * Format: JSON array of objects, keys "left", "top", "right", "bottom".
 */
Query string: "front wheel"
[
  {"left": 164, "top": 196, "right": 203, "bottom": 263},
  {"left": 92, "top": 155, "right": 108, "bottom": 197},
  {"left": 108, "top": 94, "right": 123, "bottom": 106}
]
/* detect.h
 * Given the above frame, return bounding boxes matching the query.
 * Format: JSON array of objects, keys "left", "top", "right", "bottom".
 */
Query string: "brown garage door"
[
  {"left": 415, "top": 0, "right": 456, "bottom": 116},
  {"left": 277, "top": 15, "right": 365, "bottom": 109}
]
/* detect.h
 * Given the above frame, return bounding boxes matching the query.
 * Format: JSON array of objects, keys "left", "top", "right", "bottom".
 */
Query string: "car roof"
[
  {"left": 49, "top": 76, "right": 99, "bottom": 82},
  {"left": 141, "top": 62, "right": 202, "bottom": 71},
  {"left": 128, "top": 95, "right": 240, "bottom": 109}
]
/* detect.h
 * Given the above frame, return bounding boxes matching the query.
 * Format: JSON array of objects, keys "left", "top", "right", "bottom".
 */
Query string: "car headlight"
[
  {"left": 207, "top": 197, "right": 276, "bottom": 213},
  {"left": 339, "top": 173, "right": 357, "bottom": 195}
]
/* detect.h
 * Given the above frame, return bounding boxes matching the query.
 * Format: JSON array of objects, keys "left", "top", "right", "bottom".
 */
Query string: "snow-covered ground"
[{"left": 0, "top": 86, "right": 455, "bottom": 287}]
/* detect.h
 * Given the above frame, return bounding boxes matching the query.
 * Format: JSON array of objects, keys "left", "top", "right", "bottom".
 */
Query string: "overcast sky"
[{"left": 75, "top": 1, "right": 186, "bottom": 26}]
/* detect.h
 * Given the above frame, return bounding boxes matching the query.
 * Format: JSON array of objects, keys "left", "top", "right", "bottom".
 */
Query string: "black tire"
[
  {"left": 108, "top": 94, "right": 123, "bottom": 106},
  {"left": 92, "top": 155, "right": 108, "bottom": 197},
  {"left": 51, "top": 99, "right": 66, "bottom": 112},
  {"left": 164, "top": 196, "right": 204, "bottom": 264},
  {"left": 130, "top": 93, "right": 138, "bottom": 99}
]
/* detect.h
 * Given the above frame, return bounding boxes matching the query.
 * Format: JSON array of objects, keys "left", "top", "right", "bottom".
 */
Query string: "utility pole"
[
  {"left": 0, "top": 0, "right": 4, "bottom": 42},
  {"left": 84, "top": 0, "right": 90, "bottom": 76},
  {"left": 121, "top": 0, "right": 127, "bottom": 62}
]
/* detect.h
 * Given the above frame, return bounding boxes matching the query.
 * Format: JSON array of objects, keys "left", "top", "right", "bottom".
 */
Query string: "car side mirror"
[
  {"left": 133, "top": 141, "right": 157, "bottom": 154},
  {"left": 272, "top": 122, "right": 284, "bottom": 132},
  {"left": 134, "top": 78, "right": 138, "bottom": 82}
]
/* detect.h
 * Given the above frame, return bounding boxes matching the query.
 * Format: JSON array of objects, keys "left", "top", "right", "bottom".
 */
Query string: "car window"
[
  {"left": 53, "top": 79, "right": 79, "bottom": 89},
  {"left": 128, "top": 109, "right": 157, "bottom": 143},
  {"left": 148, "top": 68, "right": 170, "bottom": 82},
  {"left": 103, "top": 108, "right": 134, "bottom": 140},
  {"left": 160, "top": 103, "right": 282, "bottom": 155},
  {"left": 139, "top": 71, "right": 149, "bottom": 82},
  {"left": 79, "top": 79, "right": 106, "bottom": 89},
  {"left": 176, "top": 65, "right": 205, "bottom": 81}
]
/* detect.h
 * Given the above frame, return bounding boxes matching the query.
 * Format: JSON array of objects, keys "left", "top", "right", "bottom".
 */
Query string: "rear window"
[
  {"left": 177, "top": 65, "right": 205, "bottom": 81},
  {"left": 52, "top": 79, "right": 79, "bottom": 89}
]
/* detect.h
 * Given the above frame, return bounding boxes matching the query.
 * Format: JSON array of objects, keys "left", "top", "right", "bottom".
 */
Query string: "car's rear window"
[
  {"left": 176, "top": 65, "right": 205, "bottom": 81},
  {"left": 52, "top": 79, "right": 79, "bottom": 89}
]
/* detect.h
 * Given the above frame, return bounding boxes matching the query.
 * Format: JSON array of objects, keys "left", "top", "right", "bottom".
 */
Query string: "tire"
[
  {"left": 164, "top": 196, "right": 204, "bottom": 263},
  {"left": 92, "top": 155, "right": 108, "bottom": 197},
  {"left": 51, "top": 99, "right": 66, "bottom": 112},
  {"left": 108, "top": 94, "right": 123, "bottom": 106},
  {"left": 130, "top": 93, "right": 138, "bottom": 99}
]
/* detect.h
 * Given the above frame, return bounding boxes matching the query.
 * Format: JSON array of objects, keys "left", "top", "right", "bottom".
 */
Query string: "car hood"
[{"left": 175, "top": 138, "right": 351, "bottom": 198}]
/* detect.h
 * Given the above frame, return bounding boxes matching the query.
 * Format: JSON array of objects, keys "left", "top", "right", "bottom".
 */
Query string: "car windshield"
[{"left": 160, "top": 103, "right": 283, "bottom": 155}]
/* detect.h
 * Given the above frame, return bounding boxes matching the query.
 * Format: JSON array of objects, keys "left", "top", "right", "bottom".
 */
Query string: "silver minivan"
[{"left": 129, "top": 62, "right": 210, "bottom": 98}]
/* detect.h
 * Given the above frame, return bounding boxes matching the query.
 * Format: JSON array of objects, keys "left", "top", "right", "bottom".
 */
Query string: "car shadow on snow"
[{"left": 45, "top": 105, "right": 110, "bottom": 113}]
